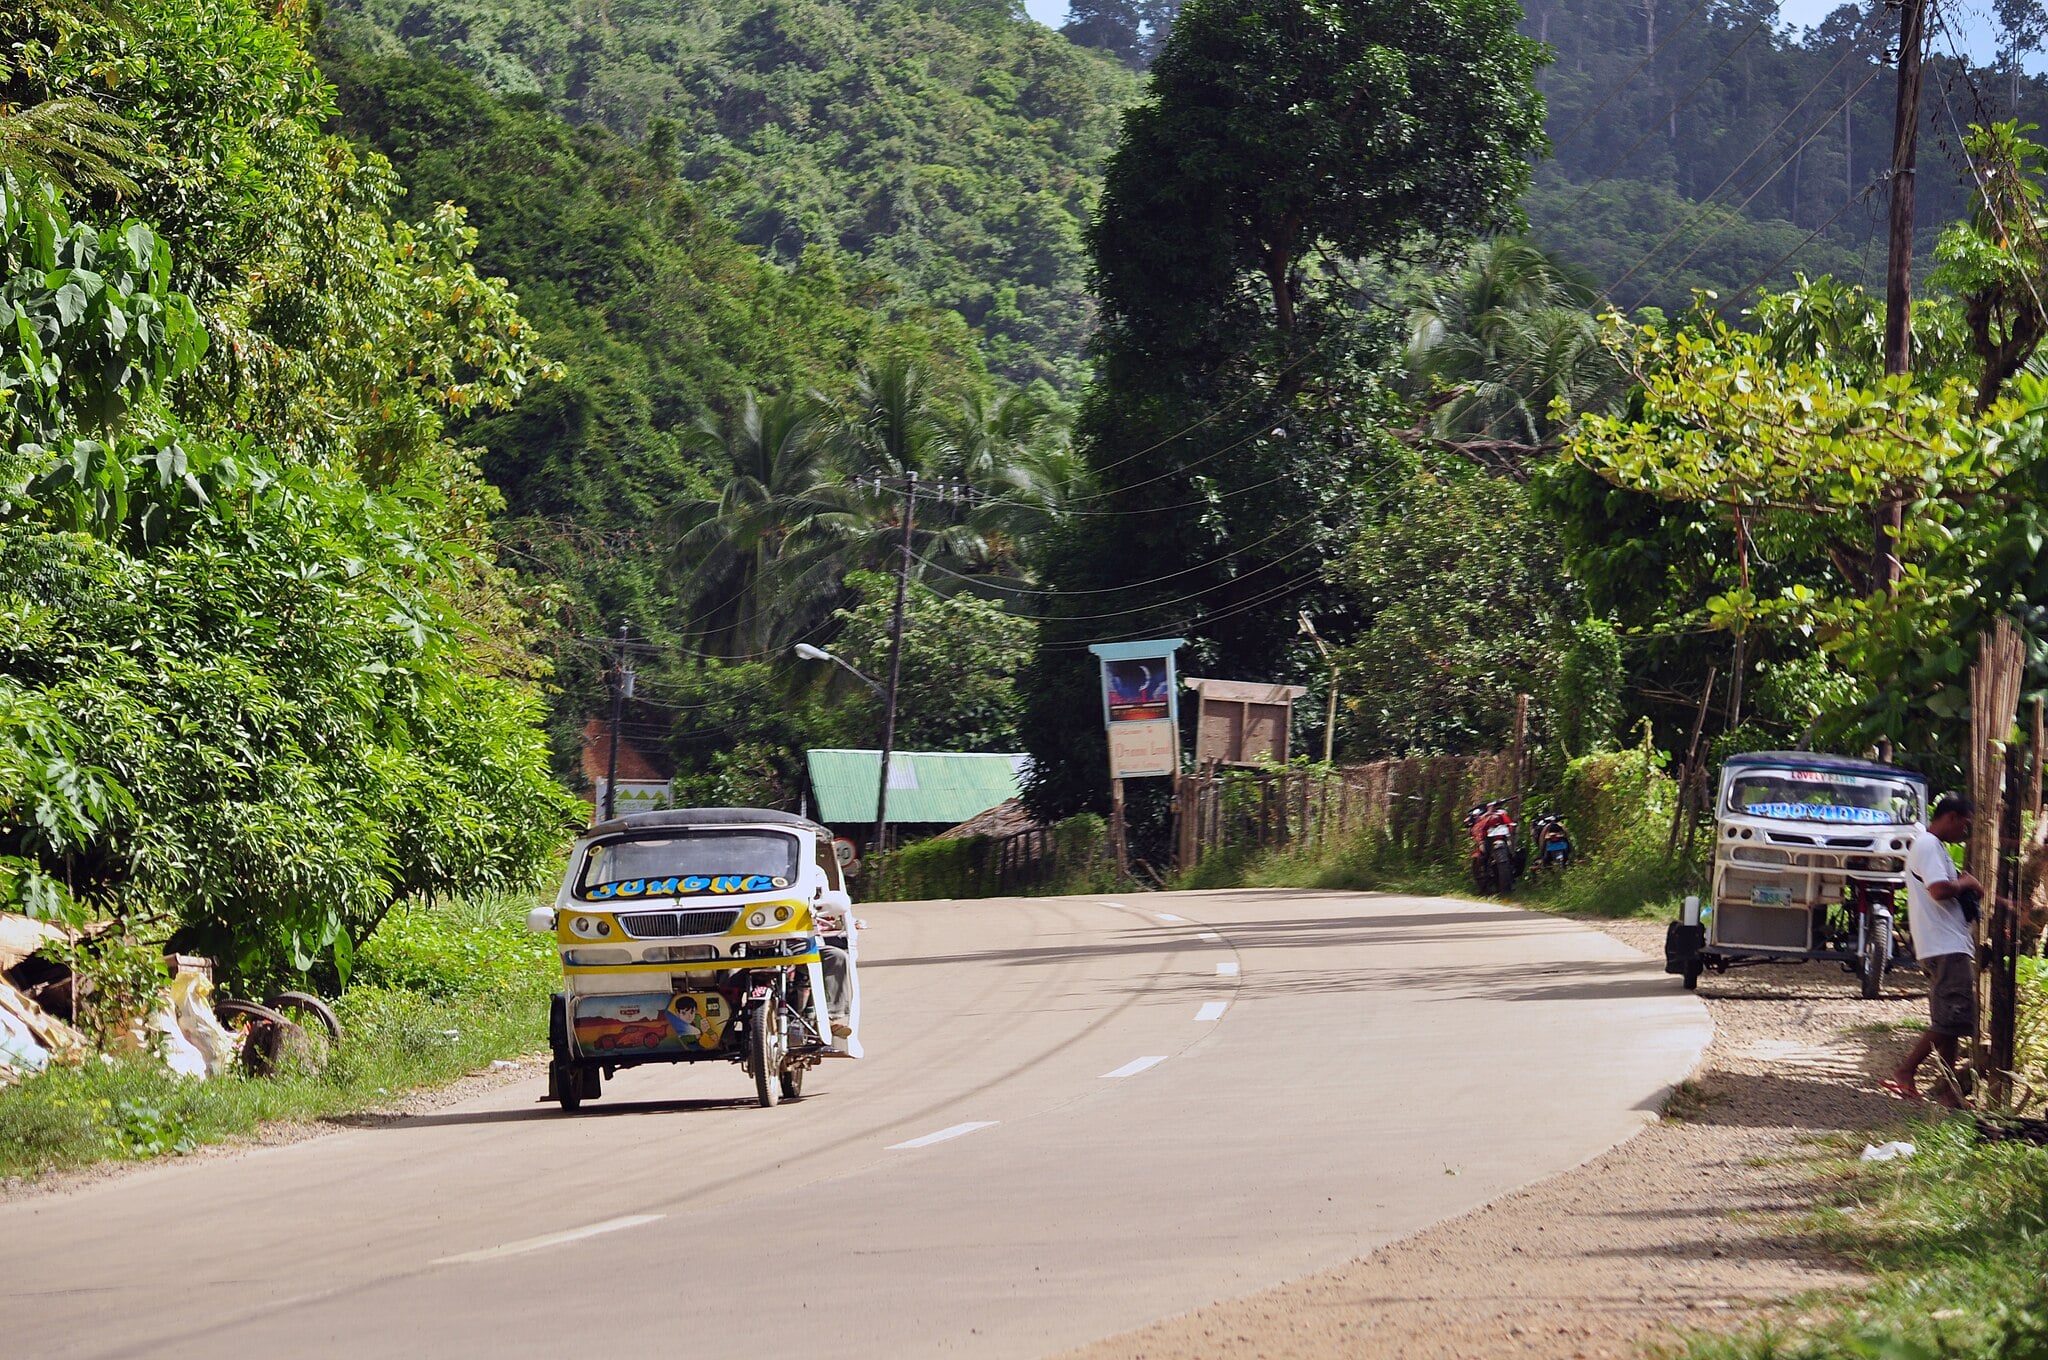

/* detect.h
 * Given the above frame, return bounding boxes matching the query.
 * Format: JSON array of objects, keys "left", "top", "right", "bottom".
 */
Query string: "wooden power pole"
[{"left": 1876, "top": 0, "right": 1928, "bottom": 593}]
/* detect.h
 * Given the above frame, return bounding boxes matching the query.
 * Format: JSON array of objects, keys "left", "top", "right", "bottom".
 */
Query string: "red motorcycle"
[{"left": 1464, "top": 800, "right": 1524, "bottom": 895}]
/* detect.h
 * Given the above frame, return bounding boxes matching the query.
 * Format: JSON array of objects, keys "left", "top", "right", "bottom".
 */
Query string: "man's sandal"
[{"left": 1879, "top": 1078, "right": 1922, "bottom": 1101}]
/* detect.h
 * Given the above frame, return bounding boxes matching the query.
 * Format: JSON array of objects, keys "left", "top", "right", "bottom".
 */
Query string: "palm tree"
[
  {"left": 945, "top": 387, "right": 1082, "bottom": 581},
  {"left": 669, "top": 391, "right": 849, "bottom": 658},
  {"left": 1404, "top": 238, "right": 1620, "bottom": 452}
]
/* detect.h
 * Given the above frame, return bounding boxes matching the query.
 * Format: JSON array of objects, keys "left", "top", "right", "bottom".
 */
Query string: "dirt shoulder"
[{"left": 1065, "top": 915, "right": 1922, "bottom": 1360}]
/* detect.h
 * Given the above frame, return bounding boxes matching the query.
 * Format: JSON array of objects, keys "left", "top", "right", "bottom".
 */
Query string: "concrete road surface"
[{"left": 1, "top": 889, "right": 1709, "bottom": 1360}]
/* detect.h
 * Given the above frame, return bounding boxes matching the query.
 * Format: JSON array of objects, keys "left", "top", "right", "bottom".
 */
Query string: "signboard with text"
[{"left": 1088, "top": 639, "right": 1184, "bottom": 779}]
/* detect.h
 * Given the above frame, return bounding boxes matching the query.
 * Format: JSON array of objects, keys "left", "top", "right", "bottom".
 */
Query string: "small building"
[
  {"left": 804, "top": 749, "right": 1029, "bottom": 848},
  {"left": 580, "top": 717, "right": 672, "bottom": 822}
]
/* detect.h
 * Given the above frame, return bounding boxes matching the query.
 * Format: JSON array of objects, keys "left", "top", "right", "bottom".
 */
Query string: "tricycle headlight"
[
  {"left": 568, "top": 915, "right": 611, "bottom": 940},
  {"left": 748, "top": 910, "right": 769, "bottom": 929}
]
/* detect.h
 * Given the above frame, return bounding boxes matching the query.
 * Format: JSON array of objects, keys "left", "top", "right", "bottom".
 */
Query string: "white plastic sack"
[
  {"left": 0, "top": 1003, "right": 48, "bottom": 1074},
  {"left": 169, "top": 973, "right": 236, "bottom": 1077},
  {"left": 1860, "top": 1140, "right": 1916, "bottom": 1162},
  {"left": 148, "top": 997, "right": 209, "bottom": 1079}
]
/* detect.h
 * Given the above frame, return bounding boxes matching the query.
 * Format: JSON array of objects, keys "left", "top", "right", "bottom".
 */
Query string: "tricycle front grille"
[{"left": 617, "top": 909, "right": 739, "bottom": 939}]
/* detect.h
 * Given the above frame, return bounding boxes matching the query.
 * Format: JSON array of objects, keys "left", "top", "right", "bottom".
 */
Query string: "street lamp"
[
  {"left": 793, "top": 643, "right": 894, "bottom": 853},
  {"left": 793, "top": 643, "right": 885, "bottom": 698}
]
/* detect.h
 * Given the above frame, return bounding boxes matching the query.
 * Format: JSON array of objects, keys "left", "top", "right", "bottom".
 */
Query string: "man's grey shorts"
[{"left": 1922, "top": 952, "right": 1976, "bottom": 1038}]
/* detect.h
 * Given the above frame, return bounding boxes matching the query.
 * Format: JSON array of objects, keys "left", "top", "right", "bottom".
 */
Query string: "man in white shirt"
[{"left": 1885, "top": 794, "right": 1981, "bottom": 1106}]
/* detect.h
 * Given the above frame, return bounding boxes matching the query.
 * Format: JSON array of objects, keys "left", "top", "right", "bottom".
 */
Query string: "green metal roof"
[{"left": 805, "top": 749, "right": 1028, "bottom": 825}]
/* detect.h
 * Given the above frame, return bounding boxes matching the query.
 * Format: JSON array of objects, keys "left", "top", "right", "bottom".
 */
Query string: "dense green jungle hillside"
[
  {"left": 1520, "top": 0, "right": 2046, "bottom": 314},
  {"left": 325, "top": 0, "right": 1138, "bottom": 389}
]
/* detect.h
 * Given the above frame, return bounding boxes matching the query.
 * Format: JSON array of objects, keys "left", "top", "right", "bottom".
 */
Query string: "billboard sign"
[{"left": 1088, "top": 639, "right": 1185, "bottom": 779}]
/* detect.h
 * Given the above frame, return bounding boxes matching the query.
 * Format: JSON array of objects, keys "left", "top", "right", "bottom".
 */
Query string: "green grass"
[
  {"left": 0, "top": 894, "right": 555, "bottom": 1185},
  {"left": 1665, "top": 1119, "right": 2048, "bottom": 1360}
]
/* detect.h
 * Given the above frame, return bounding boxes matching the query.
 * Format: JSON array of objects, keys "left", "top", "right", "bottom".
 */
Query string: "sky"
[{"left": 1018, "top": 0, "right": 2014, "bottom": 66}]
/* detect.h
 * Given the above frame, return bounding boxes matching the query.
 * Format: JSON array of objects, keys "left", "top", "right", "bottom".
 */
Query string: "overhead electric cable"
[
  {"left": 1623, "top": 66, "right": 1888, "bottom": 310},
  {"left": 1540, "top": 13, "right": 1781, "bottom": 230}
]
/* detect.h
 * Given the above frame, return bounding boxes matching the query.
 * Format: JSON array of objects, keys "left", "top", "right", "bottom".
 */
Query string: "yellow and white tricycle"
[{"left": 528, "top": 808, "right": 863, "bottom": 1110}]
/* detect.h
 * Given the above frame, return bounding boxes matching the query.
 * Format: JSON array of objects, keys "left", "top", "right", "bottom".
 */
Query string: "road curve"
[{"left": 1, "top": 889, "right": 1709, "bottom": 1360}]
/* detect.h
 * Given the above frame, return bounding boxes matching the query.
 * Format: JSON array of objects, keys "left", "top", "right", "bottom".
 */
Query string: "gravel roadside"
[{"left": 1065, "top": 915, "right": 1923, "bottom": 1360}]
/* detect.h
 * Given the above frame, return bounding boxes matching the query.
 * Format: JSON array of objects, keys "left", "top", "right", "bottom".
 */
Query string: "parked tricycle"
[
  {"left": 528, "top": 807, "right": 863, "bottom": 1111},
  {"left": 1665, "top": 752, "right": 1927, "bottom": 997}
]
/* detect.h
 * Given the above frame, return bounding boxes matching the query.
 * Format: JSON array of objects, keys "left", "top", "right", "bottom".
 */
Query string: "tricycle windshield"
[
  {"left": 576, "top": 829, "right": 802, "bottom": 900},
  {"left": 1724, "top": 766, "right": 1922, "bottom": 826}
]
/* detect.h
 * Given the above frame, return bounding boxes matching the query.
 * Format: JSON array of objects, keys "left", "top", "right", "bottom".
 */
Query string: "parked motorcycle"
[
  {"left": 1464, "top": 800, "right": 1524, "bottom": 895},
  {"left": 1532, "top": 813, "right": 1573, "bottom": 870}
]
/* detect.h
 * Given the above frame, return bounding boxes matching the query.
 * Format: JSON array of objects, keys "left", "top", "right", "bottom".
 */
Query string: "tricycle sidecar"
[
  {"left": 529, "top": 807, "right": 863, "bottom": 1111},
  {"left": 1665, "top": 753, "right": 1926, "bottom": 997}
]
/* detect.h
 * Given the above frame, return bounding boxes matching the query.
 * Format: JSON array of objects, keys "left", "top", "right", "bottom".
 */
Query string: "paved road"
[{"left": 2, "top": 890, "right": 1708, "bottom": 1360}]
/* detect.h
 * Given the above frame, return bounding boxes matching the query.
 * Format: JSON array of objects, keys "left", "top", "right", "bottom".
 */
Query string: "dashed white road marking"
[
  {"left": 1215, "top": 961, "right": 1240, "bottom": 976},
  {"left": 1194, "top": 1001, "right": 1228, "bottom": 1022},
  {"left": 434, "top": 1215, "right": 664, "bottom": 1265},
  {"left": 1101, "top": 1055, "right": 1168, "bottom": 1079},
  {"left": 1098, "top": 901, "right": 1124, "bottom": 909},
  {"left": 888, "top": 1121, "right": 998, "bottom": 1150},
  {"left": 1197, "top": 931, "right": 1221, "bottom": 941},
  {"left": 1154, "top": 912, "right": 1185, "bottom": 922}
]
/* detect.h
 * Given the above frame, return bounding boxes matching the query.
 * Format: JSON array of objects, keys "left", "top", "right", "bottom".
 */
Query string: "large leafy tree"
[
  {"left": 0, "top": 174, "right": 576, "bottom": 979},
  {"left": 0, "top": 0, "right": 581, "bottom": 982},
  {"left": 1021, "top": 0, "right": 1548, "bottom": 817}
]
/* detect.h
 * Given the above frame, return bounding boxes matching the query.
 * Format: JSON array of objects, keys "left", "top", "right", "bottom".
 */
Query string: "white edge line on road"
[
  {"left": 433, "top": 1214, "right": 664, "bottom": 1266},
  {"left": 1216, "top": 960, "right": 1240, "bottom": 976},
  {"left": 1197, "top": 931, "right": 1221, "bottom": 941},
  {"left": 1153, "top": 912, "right": 1185, "bottom": 921},
  {"left": 888, "top": 1121, "right": 998, "bottom": 1150},
  {"left": 1098, "top": 900, "right": 1124, "bottom": 909},
  {"left": 1101, "top": 1055, "right": 1168, "bottom": 1079},
  {"left": 1194, "top": 1001, "right": 1228, "bottom": 1022}
]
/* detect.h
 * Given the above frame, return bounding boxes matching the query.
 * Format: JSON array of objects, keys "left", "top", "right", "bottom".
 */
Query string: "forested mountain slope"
[
  {"left": 1521, "top": 0, "right": 2039, "bottom": 313},
  {"left": 326, "top": 0, "right": 1138, "bottom": 387}
]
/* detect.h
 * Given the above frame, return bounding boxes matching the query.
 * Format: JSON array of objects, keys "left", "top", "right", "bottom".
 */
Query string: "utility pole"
[
  {"left": 1877, "top": 0, "right": 1928, "bottom": 593},
  {"left": 855, "top": 471, "right": 971, "bottom": 856},
  {"left": 602, "top": 621, "right": 632, "bottom": 822},
  {"left": 1297, "top": 612, "right": 1340, "bottom": 764},
  {"left": 873, "top": 472, "right": 917, "bottom": 857}
]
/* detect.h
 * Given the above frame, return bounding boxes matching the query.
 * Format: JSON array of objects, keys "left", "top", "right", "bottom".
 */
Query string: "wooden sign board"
[
  {"left": 1185, "top": 677, "right": 1306, "bottom": 767},
  {"left": 1108, "top": 719, "right": 1179, "bottom": 779}
]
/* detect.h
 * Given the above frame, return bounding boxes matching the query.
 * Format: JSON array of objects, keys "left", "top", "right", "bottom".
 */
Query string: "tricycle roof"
[
  {"left": 1721, "top": 751, "right": 1926, "bottom": 786},
  {"left": 584, "top": 807, "right": 833, "bottom": 840}
]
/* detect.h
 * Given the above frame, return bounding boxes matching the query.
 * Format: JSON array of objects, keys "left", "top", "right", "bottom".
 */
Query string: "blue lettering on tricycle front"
[{"left": 586, "top": 872, "right": 791, "bottom": 900}]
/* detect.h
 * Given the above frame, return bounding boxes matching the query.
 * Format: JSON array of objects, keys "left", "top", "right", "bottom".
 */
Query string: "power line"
[
  {"left": 1711, "top": 177, "right": 1881, "bottom": 319},
  {"left": 1538, "top": 11, "right": 1781, "bottom": 233},
  {"left": 1623, "top": 65, "right": 1888, "bottom": 311},
  {"left": 1598, "top": 39, "right": 1875, "bottom": 300}
]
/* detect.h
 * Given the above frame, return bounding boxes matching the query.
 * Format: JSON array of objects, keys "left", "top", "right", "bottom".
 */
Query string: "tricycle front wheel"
[
  {"left": 751, "top": 1010, "right": 782, "bottom": 1109},
  {"left": 1860, "top": 914, "right": 1891, "bottom": 1000}
]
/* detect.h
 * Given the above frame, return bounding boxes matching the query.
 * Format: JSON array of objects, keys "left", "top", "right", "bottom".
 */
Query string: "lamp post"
[
  {"left": 793, "top": 643, "right": 891, "bottom": 852},
  {"left": 1298, "top": 611, "right": 1339, "bottom": 765}
]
